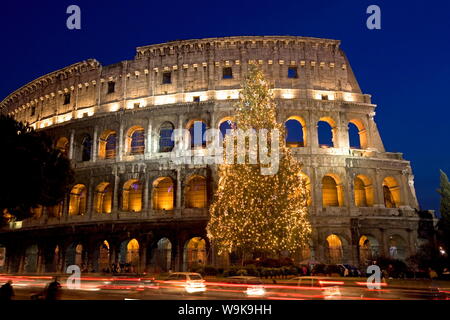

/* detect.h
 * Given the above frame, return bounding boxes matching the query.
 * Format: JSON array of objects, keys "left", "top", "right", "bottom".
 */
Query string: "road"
[{"left": 2, "top": 275, "right": 449, "bottom": 300}]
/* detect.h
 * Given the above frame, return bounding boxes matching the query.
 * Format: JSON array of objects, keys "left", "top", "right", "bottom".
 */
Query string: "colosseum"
[{"left": 0, "top": 36, "right": 422, "bottom": 274}]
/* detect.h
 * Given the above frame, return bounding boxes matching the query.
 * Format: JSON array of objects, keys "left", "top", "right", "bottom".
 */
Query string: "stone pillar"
[
  {"left": 143, "top": 177, "right": 149, "bottom": 216},
  {"left": 118, "top": 121, "right": 124, "bottom": 161},
  {"left": 92, "top": 125, "right": 99, "bottom": 162},
  {"left": 374, "top": 170, "right": 385, "bottom": 208},
  {"left": 176, "top": 168, "right": 182, "bottom": 216},
  {"left": 146, "top": 118, "right": 153, "bottom": 157},
  {"left": 308, "top": 113, "right": 319, "bottom": 149},
  {"left": 87, "top": 177, "right": 94, "bottom": 218},
  {"left": 379, "top": 228, "right": 387, "bottom": 257},
  {"left": 68, "top": 129, "right": 75, "bottom": 160},
  {"left": 113, "top": 172, "right": 120, "bottom": 215}
]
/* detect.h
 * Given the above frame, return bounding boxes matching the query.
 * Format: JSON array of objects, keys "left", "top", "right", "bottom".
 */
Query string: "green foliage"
[{"left": 0, "top": 115, "right": 74, "bottom": 223}]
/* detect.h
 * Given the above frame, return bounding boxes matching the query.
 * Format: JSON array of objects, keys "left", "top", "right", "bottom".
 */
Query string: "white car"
[{"left": 162, "top": 272, "right": 206, "bottom": 294}]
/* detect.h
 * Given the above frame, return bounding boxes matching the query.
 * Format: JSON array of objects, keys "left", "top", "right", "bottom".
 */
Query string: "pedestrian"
[
  {"left": 0, "top": 280, "right": 14, "bottom": 301},
  {"left": 45, "top": 277, "right": 62, "bottom": 300}
]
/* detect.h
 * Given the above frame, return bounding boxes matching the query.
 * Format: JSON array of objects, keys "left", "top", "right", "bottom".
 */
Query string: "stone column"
[
  {"left": 146, "top": 118, "right": 153, "bottom": 157},
  {"left": 308, "top": 113, "right": 319, "bottom": 149},
  {"left": 118, "top": 121, "right": 124, "bottom": 161},
  {"left": 143, "top": 177, "right": 149, "bottom": 217},
  {"left": 68, "top": 129, "right": 75, "bottom": 160},
  {"left": 176, "top": 168, "right": 182, "bottom": 216},
  {"left": 87, "top": 177, "right": 94, "bottom": 218},
  {"left": 112, "top": 172, "right": 120, "bottom": 216},
  {"left": 92, "top": 125, "right": 99, "bottom": 162}
]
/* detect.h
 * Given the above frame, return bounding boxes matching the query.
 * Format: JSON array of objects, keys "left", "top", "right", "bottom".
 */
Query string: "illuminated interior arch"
[
  {"left": 359, "top": 235, "right": 379, "bottom": 264},
  {"left": 98, "top": 130, "right": 117, "bottom": 159},
  {"left": 383, "top": 177, "right": 401, "bottom": 208},
  {"left": 122, "top": 179, "right": 142, "bottom": 212},
  {"left": 152, "top": 177, "right": 174, "bottom": 210},
  {"left": 126, "top": 126, "right": 145, "bottom": 155},
  {"left": 354, "top": 175, "right": 374, "bottom": 207},
  {"left": 185, "top": 176, "right": 207, "bottom": 208},
  {"left": 326, "top": 234, "right": 343, "bottom": 264},
  {"left": 322, "top": 174, "right": 344, "bottom": 207},
  {"left": 69, "top": 184, "right": 87, "bottom": 216},
  {"left": 126, "top": 239, "right": 140, "bottom": 267},
  {"left": 285, "top": 116, "right": 307, "bottom": 147},
  {"left": 184, "top": 237, "right": 207, "bottom": 271},
  {"left": 99, "top": 240, "right": 110, "bottom": 272},
  {"left": 94, "top": 182, "right": 112, "bottom": 214}
]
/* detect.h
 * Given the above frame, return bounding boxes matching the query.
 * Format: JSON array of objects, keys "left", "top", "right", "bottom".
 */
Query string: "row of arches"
[
  {"left": 321, "top": 174, "right": 401, "bottom": 208},
  {"left": 68, "top": 176, "right": 207, "bottom": 215},
  {"left": 17, "top": 237, "right": 207, "bottom": 274},
  {"left": 324, "top": 233, "right": 407, "bottom": 264},
  {"left": 54, "top": 116, "right": 370, "bottom": 161}
]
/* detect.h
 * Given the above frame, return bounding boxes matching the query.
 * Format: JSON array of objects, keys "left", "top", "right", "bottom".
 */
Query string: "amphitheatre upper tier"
[{"left": 0, "top": 36, "right": 371, "bottom": 130}]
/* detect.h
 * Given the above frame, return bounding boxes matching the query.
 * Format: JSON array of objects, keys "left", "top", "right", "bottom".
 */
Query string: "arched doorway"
[
  {"left": 183, "top": 237, "right": 207, "bottom": 271},
  {"left": 185, "top": 176, "right": 207, "bottom": 208},
  {"left": 152, "top": 177, "right": 175, "bottom": 210},
  {"left": 99, "top": 240, "right": 110, "bottom": 272},
  {"left": 24, "top": 244, "right": 38, "bottom": 273},
  {"left": 153, "top": 238, "right": 172, "bottom": 272},
  {"left": 325, "top": 234, "right": 343, "bottom": 264},
  {"left": 69, "top": 184, "right": 87, "bottom": 216},
  {"left": 383, "top": 177, "right": 401, "bottom": 208},
  {"left": 388, "top": 235, "right": 407, "bottom": 260},
  {"left": 119, "top": 239, "right": 140, "bottom": 273},
  {"left": 359, "top": 235, "right": 379, "bottom": 265}
]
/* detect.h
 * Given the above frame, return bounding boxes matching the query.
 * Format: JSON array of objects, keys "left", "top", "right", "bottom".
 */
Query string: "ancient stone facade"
[{"left": 0, "top": 36, "right": 422, "bottom": 274}]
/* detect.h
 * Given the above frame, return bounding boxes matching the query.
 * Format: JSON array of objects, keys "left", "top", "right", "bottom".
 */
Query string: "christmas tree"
[{"left": 206, "top": 64, "right": 312, "bottom": 257}]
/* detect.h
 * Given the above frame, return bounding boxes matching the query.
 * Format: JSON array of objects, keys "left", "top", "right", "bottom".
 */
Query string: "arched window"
[
  {"left": 359, "top": 235, "right": 379, "bottom": 264},
  {"left": 383, "top": 177, "right": 401, "bottom": 208},
  {"left": 349, "top": 119, "right": 368, "bottom": 149},
  {"left": 348, "top": 122, "right": 361, "bottom": 149},
  {"left": 94, "top": 182, "right": 112, "bottom": 214},
  {"left": 326, "top": 234, "right": 343, "bottom": 264},
  {"left": 318, "top": 118, "right": 336, "bottom": 148},
  {"left": 127, "top": 126, "right": 145, "bottom": 155},
  {"left": 184, "top": 237, "right": 207, "bottom": 271},
  {"left": 185, "top": 176, "right": 207, "bottom": 208},
  {"left": 55, "top": 137, "right": 69, "bottom": 157},
  {"left": 122, "top": 179, "right": 142, "bottom": 212},
  {"left": 69, "top": 184, "right": 87, "bottom": 215},
  {"left": 153, "top": 177, "right": 174, "bottom": 210},
  {"left": 159, "top": 122, "right": 174, "bottom": 152},
  {"left": 322, "top": 175, "right": 343, "bottom": 207},
  {"left": 388, "top": 235, "right": 406, "bottom": 260},
  {"left": 126, "top": 239, "right": 140, "bottom": 266},
  {"left": 98, "top": 130, "right": 117, "bottom": 159},
  {"left": 285, "top": 117, "right": 306, "bottom": 147},
  {"left": 99, "top": 240, "right": 110, "bottom": 272},
  {"left": 219, "top": 119, "right": 236, "bottom": 139},
  {"left": 24, "top": 244, "right": 39, "bottom": 273},
  {"left": 81, "top": 135, "right": 92, "bottom": 162},
  {"left": 154, "top": 238, "right": 172, "bottom": 272},
  {"left": 188, "top": 120, "right": 207, "bottom": 149},
  {"left": 354, "top": 175, "right": 374, "bottom": 207}
]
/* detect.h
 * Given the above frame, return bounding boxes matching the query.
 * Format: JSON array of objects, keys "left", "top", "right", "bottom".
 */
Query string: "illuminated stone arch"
[
  {"left": 354, "top": 175, "right": 374, "bottom": 207},
  {"left": 125, "top": 125, "right": 145, "bottom": 155},
  {"left": 47, "top": 202, "right": 63, "bottom": 218},
  {"left": 119, "top": 239, "right": 140, "bottom": 271},
  {"left": 30, "top": 205, "right": 43, "bottom": 218},
  {"left": 98, "top": 240, "right": 110, "bottom": 272},
  {"left": 358, "top": 235, "right": 379, "bottom": 265},
  {"left": 65, "top": 242, "right": 84, "bottom": 268},
  {"left": 388, "top": 234, "right": 407, "bottom": 260},
  {"left": 322, "top": 174, "right": 344, "bottom": 207},
  {"left": 186, "top": 119, "right": 208, "bottom": 149},
  {"left": 69, "top": 184, "right": 87, "bottom": 216},
  {"left": 185, "top": 175, "right": 207, "bottom": 208},
  {"left": 55, "top": 137, "right": 69, "bottom": 156},
  {"left": 383, "top": 176, "right": 401, "bottom": 208},
  {"left": 122, "top": 179, "right": 143, "bottom": 212},
  {"left": 318, "top": 117, "right": 337, "bottom": 148},
  {"left": 158, "top": 121, "right": 175, "bottom": 152},
  {"left": 348, "top": 119, "right": 368, "bottom": 150},
  {"left": 183, "top": 237, "right": 207, "bottom": 271},
  {"left": 152, "top": 177, "right": 175, "bottom": 210},
  {"left": 285, "top": 116, "right": 307, "bottom": 147},
  {"left": 24, "top": 244, "right": 39, "bottom": 273},
  {"left": 94, "top": 182, "right": 112, "bottom": 214},
  {"left": 325, "top": 234, "right": 343, "bottom": 264},
  {"left": 98, "top": 130, "right": 117, "bottom": 159}
]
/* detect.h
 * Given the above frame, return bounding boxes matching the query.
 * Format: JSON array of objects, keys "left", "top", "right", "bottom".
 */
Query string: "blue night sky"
[{"left": 0, "top": 0, "right": 449, "bottom": 213}]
